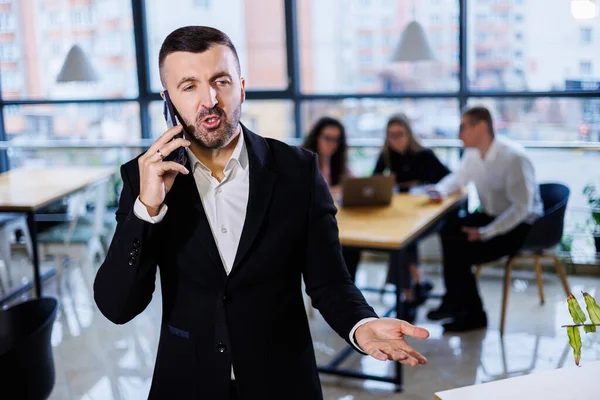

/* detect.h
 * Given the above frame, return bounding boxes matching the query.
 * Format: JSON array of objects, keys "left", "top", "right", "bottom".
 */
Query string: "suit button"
[
  {"left": 130, "top": 249, "right": 138, "bottom": 257},
  {"left": 216, "top": 343, "right": 227, "bottom": 353},
  {"left": 128, "top": 257, "right": 135, "bottom": 266},
  {"left": 223, "top": 295, "right": 231, "bottom": 304},
  {"left": 133, "top": 239, "right": 140, "bottom": 248}
]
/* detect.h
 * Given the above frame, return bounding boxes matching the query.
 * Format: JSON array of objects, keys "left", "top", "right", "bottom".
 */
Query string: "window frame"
[{"left": 0, "top": 0, "right": 598, "bottom": 173}]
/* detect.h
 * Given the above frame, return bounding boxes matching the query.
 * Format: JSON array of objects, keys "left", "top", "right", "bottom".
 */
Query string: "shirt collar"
[
  {"left": 482, "top": 137, "right": 500, "bottom": 163},
  {"left": 186, "top": 126, "right": 248, "bottom": 175}
]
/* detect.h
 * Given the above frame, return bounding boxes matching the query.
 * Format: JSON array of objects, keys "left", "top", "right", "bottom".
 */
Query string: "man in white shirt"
[
  {"left": 427, "top": 106, "right": 543, "bottom": 332},
  {"left": 94, "top": 26, "right": 430, "bottom": 400}
]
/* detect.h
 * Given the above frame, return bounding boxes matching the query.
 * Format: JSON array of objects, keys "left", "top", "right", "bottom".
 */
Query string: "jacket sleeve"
[
  {"left": 93, "top": 164, "right": 162, "bottom": 324},
  {"left": 303, "top": 154, "right": 378, "bottom": 348}
]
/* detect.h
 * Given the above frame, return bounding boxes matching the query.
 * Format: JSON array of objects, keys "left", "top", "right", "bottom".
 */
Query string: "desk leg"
[{"left": 26, "top": 211, "right": 41, "bottom": 298}]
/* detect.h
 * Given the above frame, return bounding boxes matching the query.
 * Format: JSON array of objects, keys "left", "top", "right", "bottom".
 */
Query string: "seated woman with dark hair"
[
  {"left": 302, "top": 116, "right": 351, "bottom": 192},
  {"left": 374, "top": 114, "right": 451, "bottom": 321},
  {"left": 302, "top": 117, "right": 361, "bottom": 281}
]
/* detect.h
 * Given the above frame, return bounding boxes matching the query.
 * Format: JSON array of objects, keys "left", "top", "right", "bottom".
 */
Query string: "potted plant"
[
  {"left": 563, "top": 292, "right": 600, "bottom": 365},
  {"left": 583, "top": 182, "right": 600, "bottom": 254}
]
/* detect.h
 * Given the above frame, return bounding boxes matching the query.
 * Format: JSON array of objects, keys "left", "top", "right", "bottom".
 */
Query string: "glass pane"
[
  {"left": 298, "top": 0, "right": 459, "bottom": 94},
  {"left": 466, "top": 97, "right": 600, "bottom": 142},
  {"left": 144, "top": 0, "right": 287, "bottom": 92},
  {"left": 467, "top": 0, "right": 600, "bottom": 91},
  {"left": 4, "top": 102, "right": 141, "bottom": 168},
  {"left": 0, "top": 0, "right": 138, "bottom": 100},
  {"left": 302, "top": 98, "right": 460, "bottom": 139},
  {"left": 149, "top": 99, "right": 295, "bottom": 140},
  {"left": 301, "top": 98, "right": 460, "bottom": 175}
]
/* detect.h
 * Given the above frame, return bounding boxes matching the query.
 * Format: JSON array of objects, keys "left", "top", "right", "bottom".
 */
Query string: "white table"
[{"left": 435, "top": 361, "right": 600, "bottom": 400}]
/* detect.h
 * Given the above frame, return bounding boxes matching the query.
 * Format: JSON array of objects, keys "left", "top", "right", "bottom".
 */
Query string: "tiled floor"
[{"left": 2, "top": 254, "right": 600, "bottom": 400}]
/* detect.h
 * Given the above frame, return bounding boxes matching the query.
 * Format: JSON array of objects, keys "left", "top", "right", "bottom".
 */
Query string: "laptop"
[{"left": 340, "top": 175, "right": 395, "bottom": 207}]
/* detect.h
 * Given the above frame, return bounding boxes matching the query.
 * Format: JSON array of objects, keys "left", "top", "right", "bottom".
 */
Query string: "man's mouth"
[{"left": 201, "top": 115, "right": 221, "bottom": 129}]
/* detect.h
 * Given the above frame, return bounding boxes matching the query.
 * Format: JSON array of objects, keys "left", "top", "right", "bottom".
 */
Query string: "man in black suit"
[{"left": 94, "top": 26, "right": 429, "bottom": 400}]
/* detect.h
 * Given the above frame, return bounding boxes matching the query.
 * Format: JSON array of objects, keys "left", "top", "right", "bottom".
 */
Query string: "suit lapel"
[
  {"left": 231, "top": 127, "right": 276, "bottom": 272},
  {"left": 168, "top": 158, "right": 227, "bottom": 281}
]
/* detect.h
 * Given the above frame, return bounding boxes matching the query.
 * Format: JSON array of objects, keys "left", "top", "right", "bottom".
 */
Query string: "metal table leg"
[{"left": 26, "top": 211, "right": 41, "bottom": 298}]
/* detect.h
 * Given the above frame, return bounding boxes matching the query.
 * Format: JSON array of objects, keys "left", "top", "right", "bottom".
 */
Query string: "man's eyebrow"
[
  {"left": 210, "top": 71, "right": 233, "bottom": 81},
  {"left": 176, "top": 76, "right": 197, "bottom": 89}
]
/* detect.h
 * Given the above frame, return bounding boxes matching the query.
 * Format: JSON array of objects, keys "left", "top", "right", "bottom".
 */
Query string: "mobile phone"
[{"left": 162, "top": 90, "right": 186, "bottom": 165}]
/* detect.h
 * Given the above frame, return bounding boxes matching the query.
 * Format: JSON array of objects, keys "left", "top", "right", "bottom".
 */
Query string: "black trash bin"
[{"left": 0, "top": 297, "right": 59, "bottom": 400}]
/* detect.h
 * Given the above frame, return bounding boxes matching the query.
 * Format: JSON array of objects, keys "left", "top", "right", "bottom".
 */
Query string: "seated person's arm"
[
  {"left": 434, "top": 150, "right": 474, "bottom": 196},
  {"left": 478, "top": 156, "right": 538, "bottom": 240}
]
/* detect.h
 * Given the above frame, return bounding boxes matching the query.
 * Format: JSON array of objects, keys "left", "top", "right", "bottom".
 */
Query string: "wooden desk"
[
  {"left": 318, "top": 192, "right": 466, "bottom": 391},
  {"left": 0, "top": 167, "right": 116, "bottom": 302},
  {"left": 435, "top": 361, "right": 600, "bottom": 400},
  {"left": 0, "top": 167, "right": 115, "bottom": 212},
  {"left": 336, "top": 193, "right": 465, "bottom": 250}
]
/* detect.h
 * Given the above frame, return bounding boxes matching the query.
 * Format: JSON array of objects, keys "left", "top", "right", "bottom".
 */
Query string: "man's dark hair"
[
  {"left": 462, "top": 105, "right": 495, "bottom": 137},
  {"left": 158, "top": 26, "right": 241, "bottom": 86}
]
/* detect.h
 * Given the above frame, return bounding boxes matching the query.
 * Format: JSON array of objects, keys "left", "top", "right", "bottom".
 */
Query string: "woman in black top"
[
  {"left": 303, "top": 117, "right": 361, "bottom": 281},
  {"left": 374, "top": 114, "right": 451, "bottom": 321},
  {"left": 374, "top": 115, "right": 450, "bottom": 190}
]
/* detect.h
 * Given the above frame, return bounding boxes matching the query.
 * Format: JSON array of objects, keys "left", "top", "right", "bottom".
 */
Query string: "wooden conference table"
[
  {"left": 0, "top": 167, "right": 116, "bottom": 304},
  {"left": 317, "top": 191, "right": 466, "bottom": 392}
]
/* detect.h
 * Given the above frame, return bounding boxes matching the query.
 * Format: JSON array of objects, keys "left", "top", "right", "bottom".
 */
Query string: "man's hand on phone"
[{"left": 139, "top": 125, "right": 191, "bottom": 216}]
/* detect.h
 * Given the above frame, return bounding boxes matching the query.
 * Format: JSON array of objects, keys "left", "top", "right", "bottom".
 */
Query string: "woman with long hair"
[
  {"left": 302, "top": 116, "right": 350, "bottom": 192},
  {"left": 303, "top": 117, "right": 360, "bottom": 280},
  {"left": 375, "top": 113, "right": 451, "bottom": 322},
  {"left": 374, "top": 113, "right": 449, "bottom": 189}
]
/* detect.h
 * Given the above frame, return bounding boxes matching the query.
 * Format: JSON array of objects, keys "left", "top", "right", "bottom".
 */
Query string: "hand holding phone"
[{"left": 138, "top": 125, "right": 190, "bottom": 216}]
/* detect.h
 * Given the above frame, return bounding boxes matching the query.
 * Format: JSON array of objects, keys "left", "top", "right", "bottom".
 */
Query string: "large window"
[
  {"left": 0, "top": 0, "right": 137, "bottom": 100},
  {"left": 144, "top": 0, "right": 288, "bottom": 92},
  {"left": 297, "top": 0, "right": 460, "bottom": 94},
  {"left": 0, "top": 0, "right": 598, "bottom": 168},
  {"left": 467, "top": 0, "right": 600, "bottom": 92}
]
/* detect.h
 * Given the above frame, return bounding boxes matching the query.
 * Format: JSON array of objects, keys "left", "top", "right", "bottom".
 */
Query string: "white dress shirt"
[
  {"left": 133, "top": 128, "right": 373, "bottom": 377},
  {"left": 435, "top": 137, "right": 543, "bottom": 240}
]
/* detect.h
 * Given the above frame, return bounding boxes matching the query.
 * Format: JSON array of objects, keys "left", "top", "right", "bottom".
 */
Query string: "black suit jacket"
[{"left": 94, "top": 125, "right": 378, "bottom": 399}]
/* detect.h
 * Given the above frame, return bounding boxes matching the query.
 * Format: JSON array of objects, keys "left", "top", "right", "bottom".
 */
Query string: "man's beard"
[{"left": 182, "top": 103, "right": 242, "bottom": 149}]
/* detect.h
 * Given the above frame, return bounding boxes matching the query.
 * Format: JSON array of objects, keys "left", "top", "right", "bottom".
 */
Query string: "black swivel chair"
[
  {"left": 0, "top": 297, "right": 59, "bottom": 400},
  {"left": 475, "top": 183, "right": 571, "bottom": 336}
]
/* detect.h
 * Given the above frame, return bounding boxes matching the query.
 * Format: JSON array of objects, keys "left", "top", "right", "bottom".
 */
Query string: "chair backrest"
[
  {"left": 0, "top": 297, "right": 59, "bottom": 400},
  {"left": 522, "top": 183, "right": 570, "bottom": 252}
]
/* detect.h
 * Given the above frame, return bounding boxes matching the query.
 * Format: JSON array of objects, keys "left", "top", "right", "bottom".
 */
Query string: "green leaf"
[
  {"left": 566, "top": 326, "right": 582, "bottom": 366},
  {"left": 568, "top": 294, "right": 587, "bottom": 325},
  {"left": 584, "top": 325, "right": 596, "bottom": 333},
  {"left": 583, "top": 292, "right": 600, "bottom": 325}
]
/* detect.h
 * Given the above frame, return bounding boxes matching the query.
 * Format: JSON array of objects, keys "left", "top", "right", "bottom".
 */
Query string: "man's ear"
[
  {"left": 240, "top": 77, "right": 246, "bottom": 103},
  {"left": 160, "top": 91, "right": 165, "bottom": 100}
]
